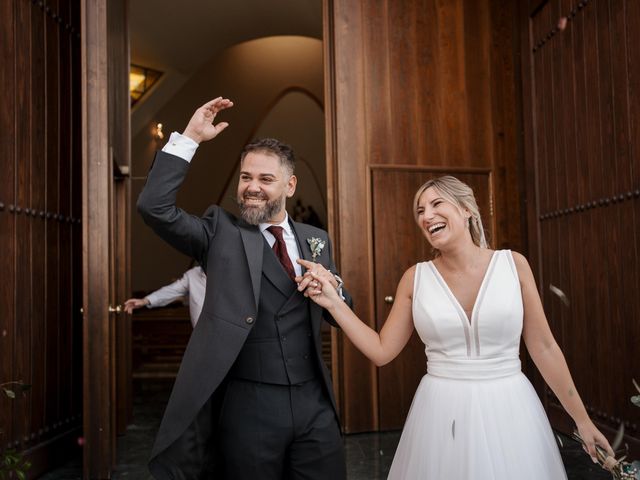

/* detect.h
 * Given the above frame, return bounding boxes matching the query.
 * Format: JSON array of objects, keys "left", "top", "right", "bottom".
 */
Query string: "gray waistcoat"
[{"left": 228, "top": 240, "right": 317, "bottom": 384}]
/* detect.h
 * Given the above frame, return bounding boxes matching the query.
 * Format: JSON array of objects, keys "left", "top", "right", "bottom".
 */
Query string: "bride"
[{"left": 297, "top": 176, "right": 613, "bottom": 479}]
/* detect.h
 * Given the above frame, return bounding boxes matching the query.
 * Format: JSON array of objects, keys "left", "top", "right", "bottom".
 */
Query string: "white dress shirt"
[
  {"left": 163, "top": 131, "right": 199, "bottom": 162},
  {"left": 145, "top": 266, "right": 206, "bottom": 327}
]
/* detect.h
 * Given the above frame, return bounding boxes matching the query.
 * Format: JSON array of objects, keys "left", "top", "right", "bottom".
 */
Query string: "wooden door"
[
  {"left": 520, "top": 0, "right": 640, "bottom": 452},
  {"left": 371, "top": 167, "right": 493, "bottom": 429},
  {"left": 108, "top": 0, "right": 132, "bottom": 436},
  {"left": 81, "top": 0, "right": 130, "bottom": 476},
  {"left": 0, "top": 1, "right": 84, "bottom": 477},
  {"left": 111, "top": 161, "right": 132, "bottom": 436},
  {"left": 324, "top": 0, "right": 521, "bottom": 433}
]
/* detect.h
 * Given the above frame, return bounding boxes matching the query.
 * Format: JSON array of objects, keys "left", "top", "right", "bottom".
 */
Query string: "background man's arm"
[
  {"left": 123, "top": 270, "right": 191, "bottom": 314},
  {"left": 145, "top": 271, "right": 191, "bottom": 308}
]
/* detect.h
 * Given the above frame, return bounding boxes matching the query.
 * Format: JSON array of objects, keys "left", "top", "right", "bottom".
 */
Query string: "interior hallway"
[{"left": 37, "top": 381, "right": 611, "bottom": 480}]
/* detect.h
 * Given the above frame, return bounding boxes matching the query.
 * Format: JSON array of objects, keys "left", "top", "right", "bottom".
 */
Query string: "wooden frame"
[{"left": 81, "top": 0, "right": 113, "bottom": 476}]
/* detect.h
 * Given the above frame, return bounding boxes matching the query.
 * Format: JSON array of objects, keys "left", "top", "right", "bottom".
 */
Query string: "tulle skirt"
[{"left": 388, "top": 372, "right": 567, "bottom": 479}]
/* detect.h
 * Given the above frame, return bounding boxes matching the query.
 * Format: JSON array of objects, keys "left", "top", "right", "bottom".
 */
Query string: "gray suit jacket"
[{"left": 137, "top": 151, "right": 350, "bottom": 478}]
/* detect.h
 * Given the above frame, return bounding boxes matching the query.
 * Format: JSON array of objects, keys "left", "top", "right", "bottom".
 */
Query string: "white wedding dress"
[{"left": 388, "top": 250, "right": 567, "bottom": 479}]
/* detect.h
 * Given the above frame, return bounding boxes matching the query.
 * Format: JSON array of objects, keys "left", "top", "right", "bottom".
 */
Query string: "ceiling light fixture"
[{"left": 130, "top": 64, "right": 163, "bottom": 107}]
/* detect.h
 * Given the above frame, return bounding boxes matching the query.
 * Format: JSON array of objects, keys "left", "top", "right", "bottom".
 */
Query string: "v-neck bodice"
[
  {"left": 428, "top": 251, "right": 498, "bottom": 326},
  {"left": 412, "top": 250, "right": 524, "bottom": 377}
]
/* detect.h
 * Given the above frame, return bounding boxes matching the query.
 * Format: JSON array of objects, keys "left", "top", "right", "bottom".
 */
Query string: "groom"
[{"left": 137, "top": 97, "right": 351, "bottom": 479}]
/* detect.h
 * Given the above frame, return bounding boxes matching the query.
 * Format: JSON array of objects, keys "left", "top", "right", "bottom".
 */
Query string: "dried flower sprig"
[
  {"left": 631, "top": 379, "right": 640, "bottom": 408},
  {"left": 306, "top": 237, "right": 325, "bottom": 261},
  {"left": 571, "top": 431, "right": 638, "bottom": 479}
]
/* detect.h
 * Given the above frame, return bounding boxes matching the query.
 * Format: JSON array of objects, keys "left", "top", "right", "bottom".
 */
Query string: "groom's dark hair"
[{"left": 240, "top": 138, "right": 296, "bottom": 175}]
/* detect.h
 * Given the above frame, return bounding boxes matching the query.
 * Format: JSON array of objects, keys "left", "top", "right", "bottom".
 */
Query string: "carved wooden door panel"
[{"left": 371, "top": 167, "right": 493, "bottom": 429}]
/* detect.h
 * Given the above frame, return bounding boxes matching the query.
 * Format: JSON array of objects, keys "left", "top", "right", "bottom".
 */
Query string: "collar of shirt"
[{"left": 259, "top": 212, "right": 293, "bottom": 243}]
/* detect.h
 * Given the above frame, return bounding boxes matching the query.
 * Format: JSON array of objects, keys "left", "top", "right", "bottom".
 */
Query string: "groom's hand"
[{"left": 183, "top": 97, "right": 234, "bottom": 144}]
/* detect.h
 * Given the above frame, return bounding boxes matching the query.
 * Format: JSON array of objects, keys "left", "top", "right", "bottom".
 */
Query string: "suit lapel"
[
  {"left": 290, "top": 220, "right": 323, "bottom": 330},
  {"left": 290, "top": 220, "right": 313, "bottom": 262},
  {"left": 238, "top": 221, "right": 263, "bottom": 310}
]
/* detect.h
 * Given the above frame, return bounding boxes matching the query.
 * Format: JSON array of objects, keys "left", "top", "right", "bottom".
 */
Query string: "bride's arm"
[
  {"left": 513, "top": 252, "right": 614, "bottom": 460},
  {"left": 298, "top": 259, "right": 415, "bottom": 366}
]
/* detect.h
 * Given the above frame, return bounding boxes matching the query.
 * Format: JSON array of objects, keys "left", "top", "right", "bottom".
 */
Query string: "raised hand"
[
  {"left": 182, "top": 97, "right": 234, "bottom": 144},
  {"left": 123, "top": 298, "right": 149, "bottom": 314}
]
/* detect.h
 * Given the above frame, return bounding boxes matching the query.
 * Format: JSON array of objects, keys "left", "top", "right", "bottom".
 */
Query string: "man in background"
[{"left": 124, "top": 265, "right": 206, "bottom": 327}]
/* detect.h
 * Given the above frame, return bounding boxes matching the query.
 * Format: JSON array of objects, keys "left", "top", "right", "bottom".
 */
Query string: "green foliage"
[
  {"left": 0, "top": 382, "right": 32, "bottom": 479},
  {"left": 1, "top": 390, "right": 15, "bottom": 400},
  {"left": 0, "top": 449, "right": 32, "bottom": 479},
  {"left": 633, "top": 379, "right": 640, "bottom": 408},
  {"left": 1, "top": 383, "right": 31, "bottom": 400}
]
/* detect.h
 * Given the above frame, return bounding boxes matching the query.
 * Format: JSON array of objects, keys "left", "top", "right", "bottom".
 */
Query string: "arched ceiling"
[{"left": 129, "top": 0, "right": 322, "bottom": 134}]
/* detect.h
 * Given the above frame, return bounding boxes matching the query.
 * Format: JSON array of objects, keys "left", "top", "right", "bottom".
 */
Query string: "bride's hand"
[
  {"left": 296, "top": 259, "right": 342, "bottom": 308},
  {"left": 576, "top": 419, "right": 615, "bottom": 466}
]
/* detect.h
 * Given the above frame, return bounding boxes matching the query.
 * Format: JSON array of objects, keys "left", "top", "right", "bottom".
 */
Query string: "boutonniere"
[{"left": 306, "top": 237, "right": 326, "bottom": 261}]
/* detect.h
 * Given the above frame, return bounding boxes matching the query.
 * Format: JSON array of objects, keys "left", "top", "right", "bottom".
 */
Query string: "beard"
[{"left": 237, "top": 192, "right": 286, "bottom": 225}]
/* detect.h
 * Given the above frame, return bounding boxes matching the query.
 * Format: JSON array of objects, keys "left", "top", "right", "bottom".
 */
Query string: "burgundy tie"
[{"left": 267, "top": 226, "right": 296, "bottom": 281}]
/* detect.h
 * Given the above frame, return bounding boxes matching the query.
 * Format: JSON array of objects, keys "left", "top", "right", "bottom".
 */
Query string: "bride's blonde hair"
[{"left": 413, "top": 176, "right": 488, "bottom": 255}]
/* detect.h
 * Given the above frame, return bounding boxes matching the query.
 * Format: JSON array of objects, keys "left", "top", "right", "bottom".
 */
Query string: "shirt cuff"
[
  {"left": 144, "top": 296, "right": 154, "bottom": 308},
  {"left": 162, "top": 131, "right": 199, "bottom": 163}
]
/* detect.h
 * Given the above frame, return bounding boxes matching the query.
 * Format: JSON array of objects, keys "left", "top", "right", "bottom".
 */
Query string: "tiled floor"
[{"left": 38, "top": 381, "right": 617, "bottom": 479}]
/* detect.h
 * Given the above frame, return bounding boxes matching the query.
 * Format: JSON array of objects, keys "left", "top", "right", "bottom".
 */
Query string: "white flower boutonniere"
[{"left": 306, "top": 237, "right": 326, "bottom": 261}]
